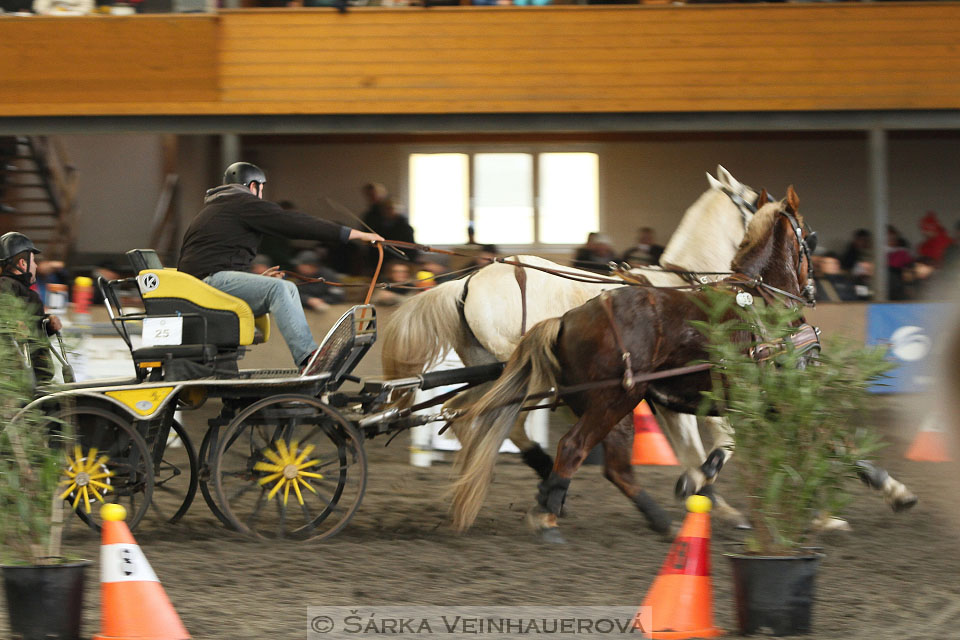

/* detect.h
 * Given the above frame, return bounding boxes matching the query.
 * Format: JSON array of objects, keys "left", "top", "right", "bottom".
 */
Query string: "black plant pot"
[
  {"left": 727, "top": 551, "right": 823, "bottom": 636},
  {"left": 2, "top": 560, "right": 91, "bottom": 640}
]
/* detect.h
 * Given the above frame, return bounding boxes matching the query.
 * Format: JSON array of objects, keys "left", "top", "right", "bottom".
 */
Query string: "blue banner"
[{"left": 866, "top": 303, "right": 949, "bottom": 393}]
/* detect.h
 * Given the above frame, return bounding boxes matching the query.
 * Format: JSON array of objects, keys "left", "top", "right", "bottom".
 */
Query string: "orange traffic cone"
[
  {"left": 631, "top": 401, "right": 679, "bottom": 466},
  {"left": 636, "top": 495, "right": 722, "bottom": 639},
  {"left": 93, "top": 504, "right": 190, "bottom": 640},
  {"left": 906, "top": 415, "right": 951, "bottom": 462}
]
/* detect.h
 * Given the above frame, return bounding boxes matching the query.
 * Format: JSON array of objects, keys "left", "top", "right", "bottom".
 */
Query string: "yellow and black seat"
[{"left": 99, "top": 249, "right": 270, "bottom": 380}]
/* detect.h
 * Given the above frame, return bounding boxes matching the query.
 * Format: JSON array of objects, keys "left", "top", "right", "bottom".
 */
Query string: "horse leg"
[
  {"left": 601, "top": 414, "right": 673, "bottom": 538},
  {"left": 508, "top": 416, "right": 554, "bottom": 481},
  {"left": 529, "top": 406, "right": 623, "bottom": 544},
  {"left": 856, "top": 460, "right": 919, "bottom": 512},
  {"left": 656, "top": 408, "right": 748, "bottom": 527}
]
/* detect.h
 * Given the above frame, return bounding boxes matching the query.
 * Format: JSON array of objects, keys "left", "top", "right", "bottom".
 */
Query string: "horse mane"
[
  {"left": 730, "top": 200, "right": 796, "bottom": 279},
  {"left": 660, "top": 187, "right": 750, "bottom": 275}
]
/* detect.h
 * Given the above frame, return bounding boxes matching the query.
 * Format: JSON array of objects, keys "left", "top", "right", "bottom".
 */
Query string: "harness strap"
[
  {"left": 599, "top": 292, "right": 636, "bottom": 390},
  {"left": 514, "top": 260, "right": 529, "bottom": 336}
]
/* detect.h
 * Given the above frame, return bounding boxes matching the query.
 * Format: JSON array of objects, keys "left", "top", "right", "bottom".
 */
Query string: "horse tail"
[
  {"left": 451, "top": 317, "right": 563, "bottom": 532},
  {"left": 381, "top": 278, "right": 469, "bottom": 408}
]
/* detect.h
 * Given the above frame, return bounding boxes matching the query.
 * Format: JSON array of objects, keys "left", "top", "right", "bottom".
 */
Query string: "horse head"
[
  {"left": 731, "top": 186, "right": 817, "bottom": 306},
  {"left": 660, "top": 167, "right": 760, "bottom": 275}
]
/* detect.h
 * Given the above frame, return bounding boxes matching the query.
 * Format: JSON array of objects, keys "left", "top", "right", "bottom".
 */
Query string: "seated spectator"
[
  {"left": 291, "top": 249, "right": 346, "bottom": 312},
  {"left": 886, "top": 224, "right": 913, "bottom": 301},
  {"left": 573, "top": 232, "right": 616, "bottom": 273},
  {"left": 812, "top": 252, "right": 860, "bottom": 302},
  {"left": 941, "top": 220, "right": 960, "bottom": 272},
  {"left": 363, "top": 197, "right": 418, "bottom": 267},
  {"left": 918, "top": 211, "right": 953, "bottom": 267},
  {"left": 622, "top": 226, "right": 664, "bottom": 267},
  {"left": 907, "top": 256, "right": 938, "bottom": 300},
  {"left": 466, "top": 243, "right": 499, "bottom": 270},
  {"left": 840, "top": 228, "right": 872, "bottom": 272},
  {"left": 371, "top": 261, "right": 416, "bottom": 306},
  {"left": 250, "top": 254, "right": 272, "bottom": 275},
  {"left": 415, "top": 253, "right": 455, "bottom": 286}
]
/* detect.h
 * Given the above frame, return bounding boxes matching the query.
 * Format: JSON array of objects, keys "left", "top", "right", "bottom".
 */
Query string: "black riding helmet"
[
  {"left": 0, "top": 232, "right": 40, "bottom": 264},
  {"left": 223, "top": 162, "right": 266, "bottom": 188}
]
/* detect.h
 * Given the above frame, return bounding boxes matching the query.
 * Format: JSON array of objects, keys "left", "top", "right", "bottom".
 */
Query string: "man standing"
[{"left": 178, "top": 162, "right": 382, "bottom": 373}]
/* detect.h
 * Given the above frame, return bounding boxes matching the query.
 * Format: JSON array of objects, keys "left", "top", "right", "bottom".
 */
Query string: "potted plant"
[
  {"left": 695, "top": 290, "right": 891, "bottom": 636},
  {"left": 0, "top": 293, "right": 90, "bottom": 640}
]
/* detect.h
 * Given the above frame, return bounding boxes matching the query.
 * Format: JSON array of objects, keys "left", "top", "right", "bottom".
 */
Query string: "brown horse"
[{"left": 452, "top": 187, "right": 815, "bottom": 542}]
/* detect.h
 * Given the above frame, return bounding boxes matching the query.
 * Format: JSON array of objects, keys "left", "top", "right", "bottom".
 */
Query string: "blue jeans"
[{"left": 204, "top": 271, "right": 317, "bottom": 365}]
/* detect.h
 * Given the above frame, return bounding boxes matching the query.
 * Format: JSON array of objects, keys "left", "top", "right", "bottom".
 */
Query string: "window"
[{"left": 408, "top": 151, "right": 598, "bottom": 246}]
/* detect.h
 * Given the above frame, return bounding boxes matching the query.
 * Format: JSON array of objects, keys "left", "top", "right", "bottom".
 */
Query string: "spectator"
[
  {"left": 840, "top": 228, "right": 872, "bottom": 272},
  {"left": 573, "top": 232, "right": 616, "bottom": 273},
  {"left": 886, "top": 224, "right": 913, "bottom": 301},
  {"left": 362, "top": 198, "right": 418, "bottom": 266},
  {"left": 907, "top": 256, "right": 938, "bottom": 300},
  {"left": 812, "top": 252, "right": 860, "bottom": 302},
  {"left": 467, "top": 243, "right": 499, "bottom": 270},
  {"left": 918, "top": 211, "right": 953, "bottom": 267},
  {"left": 415, "top": 252, "right": 454, "bottom": 286},
  {"left": 250, "top": 254, "right": 272, "bottom": 275},
  {"left": 941, "top": 220, "right": 960, "bottom": 272},
  {"left": 371, "top": 261, "right": 416, "bottom": 306},
  {"left": 291, "top": 249, "right": 346, "bottom": 312},
  {"left": 622, "top": 226, "right": 664, "bottom": 267}
]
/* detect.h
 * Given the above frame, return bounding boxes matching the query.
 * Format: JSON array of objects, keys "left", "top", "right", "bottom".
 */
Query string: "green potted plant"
[
  {"left": 695, "top": 290, "right": 891, "bottom": 636},
  {"left": 0, "top": 293, "right": 90, "bottom": 640}
]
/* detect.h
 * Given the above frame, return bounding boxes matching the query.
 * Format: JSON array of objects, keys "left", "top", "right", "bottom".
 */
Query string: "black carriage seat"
[{"left": 97, "top": 249, "right": 272, "bottom": 381}]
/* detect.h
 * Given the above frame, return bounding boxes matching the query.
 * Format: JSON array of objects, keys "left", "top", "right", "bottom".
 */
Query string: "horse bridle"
[{"left": 779, "top": 208, "right": 818, "bottom": 307}]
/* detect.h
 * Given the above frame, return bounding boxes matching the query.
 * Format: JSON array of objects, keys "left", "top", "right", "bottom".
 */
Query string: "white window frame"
[{"left": 402, "top": 144, "right": 603, "bottom": 252}]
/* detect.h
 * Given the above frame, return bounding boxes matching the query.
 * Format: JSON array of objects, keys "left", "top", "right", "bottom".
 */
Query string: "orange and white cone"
[
  {"left": 906, "top": 414, "right": 951, "bottom": 462},
  {"left": 631, "top": 401, "right": 679, "bottom": 466},
  {"left": 93, "top": 504, "right": 190, "bottom": 640},
  {"left": 637, "top": 495, "right": 722, "bottom": 639}
]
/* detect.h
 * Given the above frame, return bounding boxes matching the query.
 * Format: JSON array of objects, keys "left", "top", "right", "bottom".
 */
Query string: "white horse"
[{"left": 381, "top": 167, "right": 915, "bottom": 533}]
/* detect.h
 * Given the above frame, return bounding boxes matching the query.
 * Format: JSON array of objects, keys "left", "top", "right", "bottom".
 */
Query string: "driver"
[
  {"left": 177, "top": 162, "right": 383, "bottom": 374},
  {"left": 0, "top": 232, "right": 63, "bottom": 382}
]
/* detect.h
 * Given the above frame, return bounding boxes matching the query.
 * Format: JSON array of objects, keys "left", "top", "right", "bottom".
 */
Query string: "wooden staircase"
[{"left": 0, "top": 136, "right": 78, "bottom": 261}]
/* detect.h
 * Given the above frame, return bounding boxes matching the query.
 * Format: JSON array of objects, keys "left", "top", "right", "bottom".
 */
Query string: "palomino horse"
[
  {"left": 451, "top": 189, "right": 820, "bottom": 542},
  {"left": 383, "top": 167, "right": 758, "bottom": 534}
]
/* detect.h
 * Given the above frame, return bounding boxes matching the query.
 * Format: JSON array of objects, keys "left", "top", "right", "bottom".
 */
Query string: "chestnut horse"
[{"left": 452, "top": 188, "right": 817, "bottom": 542}]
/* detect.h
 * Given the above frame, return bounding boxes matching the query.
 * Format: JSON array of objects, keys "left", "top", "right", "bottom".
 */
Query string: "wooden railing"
[{"left": 1, "top": 3, "right": 958, "bottom": 116}]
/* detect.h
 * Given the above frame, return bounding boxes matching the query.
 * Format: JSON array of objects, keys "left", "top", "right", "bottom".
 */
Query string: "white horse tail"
[
  {"left": 451, "top": 317, "right": 563, "bottom": 532},
  {"left": 381, "top": 277, "right": 469, "bottom": 394}
]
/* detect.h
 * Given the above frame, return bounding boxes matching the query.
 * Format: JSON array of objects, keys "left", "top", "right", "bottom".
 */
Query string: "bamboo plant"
[
  {"left": 694, "top": 290, "right": 891, "bottom": 554},
  {"left": 0, "top": 292, "right": 67, "bottom": 565}
]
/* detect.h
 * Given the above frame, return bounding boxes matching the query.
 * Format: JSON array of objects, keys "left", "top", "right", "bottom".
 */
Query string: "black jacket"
[
  {"left": 0, "top": 271, "right": 55, "bottom": 382},
  {"left": 178, "top": 185, "right": 352, "bottom": 279}
]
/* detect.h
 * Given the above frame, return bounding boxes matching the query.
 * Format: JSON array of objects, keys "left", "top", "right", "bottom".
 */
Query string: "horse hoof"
[
  {"left": 659, "top": 521, "right": 680, "bottom": 542},
  {"left": 674, "top": 475, "right": 696, "bottom": 500},
  {"left": 891, "top": 494, "right": 918, "bottom": 513},
  {"left": 540, "top": 527, "right": 566, "bottom": 544},
  {"left": 812, "top": 515, "right": 852, "bottom": 533}
]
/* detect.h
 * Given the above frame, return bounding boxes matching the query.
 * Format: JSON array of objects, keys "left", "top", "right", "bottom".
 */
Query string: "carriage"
[{"left": 14, "top": 249, "right": 502, "bottom": 541}]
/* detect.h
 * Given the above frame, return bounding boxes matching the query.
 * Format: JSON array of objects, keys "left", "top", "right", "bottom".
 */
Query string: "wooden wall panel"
[
  {"left": 0, "top": 16, "right": 217, "bottom": 108},
  {"left": 1, "top": 4, "right": 958, "bottom": 116}
]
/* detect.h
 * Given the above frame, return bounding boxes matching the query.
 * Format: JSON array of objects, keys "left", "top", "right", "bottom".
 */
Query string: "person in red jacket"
[{"left": 918, "top": 210, "right": 954, "bottom": 267}]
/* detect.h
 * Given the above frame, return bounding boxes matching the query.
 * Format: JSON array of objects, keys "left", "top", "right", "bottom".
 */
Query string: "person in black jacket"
[
  {"left": 178, "top": 163, "right": 382, "bottom": 373},
  {"left": 0, "top": 232, "right": 62, "bottom": 383}
]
